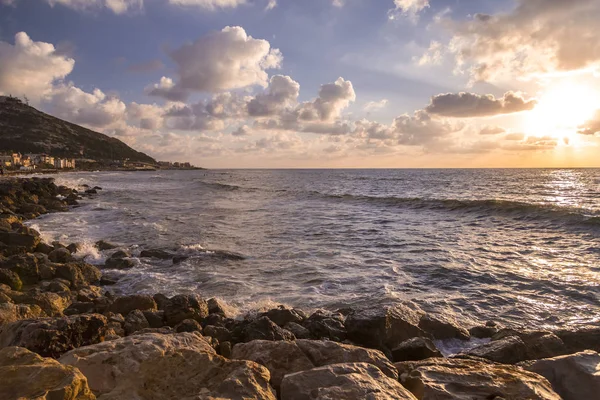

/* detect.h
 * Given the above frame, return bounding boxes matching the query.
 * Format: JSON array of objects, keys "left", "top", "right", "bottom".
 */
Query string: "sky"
[{"left": 0, "top": 0, "right": 599, "bottom": 168}]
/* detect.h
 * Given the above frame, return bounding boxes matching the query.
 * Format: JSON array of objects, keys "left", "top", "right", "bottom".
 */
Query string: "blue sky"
[{"left": 1, "top": 0, "right": 599, "bottom": 167}]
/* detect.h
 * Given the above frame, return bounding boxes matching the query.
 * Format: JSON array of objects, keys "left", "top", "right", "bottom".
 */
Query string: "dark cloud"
[{"left": 426, "top": 91, "right": 536, "bottom": 118}]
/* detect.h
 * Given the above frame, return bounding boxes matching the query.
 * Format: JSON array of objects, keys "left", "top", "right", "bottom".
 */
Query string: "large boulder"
[
  {"left": 0, "top": 314, "right": 109, "bottom": 358},
  {"left": 462, "top": 336, "right": 528, "bottom": 364},
  {"left": 232, "top": 339, "right": 397, "bottom": 390},
  {"left": 491, "top": 329, "right": 566, "bottom": 361},
  {"left": 48, "top": 248, "right": 74, "bottom": 263},
  {"left": 554, "top": 327, "right": 600, "bottom": 353},
  {"left": 55, "top": 262, "right": 102, "bottom": 289},
  {"left": 123, "top": 309, "right": 150, "bottom": 335},
  {"left": 2, "top": 253, "right": 41, "bottom": 284},
  {"left": 391, "top": 337, "right": 443, "bottom": 362},
  {"left": 0, "top": 346, "right": 95, "bottom": 400},
  {"left": 345, "top": 303, "right": 428, "bottom": 354},
  {"left": 59, "top": 332, "right": 276, "bottom": 399},
  {"left": 108, "top": 294, "right": 157, "bottom": 316},
  {"left": 0, "top": 231, "right": 41, "bottom": 252},
  {"left": 264, "top": 306, "right": 306, "bottom": 327},
  {"left": 280, "top": 362, "right": 417, "bottom": 400},
  {"left": 163, "top": 294, "right": 209, "bottom": 326},
  {"left": 0, "top": 303, "right": 44, "bottom": 325},
  {"left": 396, "top": 357, "right": 561, "bottom": 400},
  {"left": 0, "top": 268, "right": 22, "bottom": 291},
  {"left": 520, "top": 350, "right": 600, "bottom": 400},
  {"left": 418, "top": 314, "right": 470, "bottom": 340},
  {"left": 239, "top": 316, "right": 295, "bottom": 342},
  {"left": 301, "top": 310, "right": 347, "bottom": 341}
]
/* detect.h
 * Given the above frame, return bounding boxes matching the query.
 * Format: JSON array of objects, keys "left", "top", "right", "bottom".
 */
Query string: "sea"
[{"left": 26, "top": 169, "right": 600, "bottom": 331}]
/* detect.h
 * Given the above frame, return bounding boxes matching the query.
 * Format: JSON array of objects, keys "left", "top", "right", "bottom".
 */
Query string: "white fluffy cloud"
[
  {"left": 296, "top": 77, "right": 356, "bottom": 122},
  {"left": 0, "top": 32, "right": 74, "bottom": 101},
  {"left": 145, "top": 77, "right": 189, "bottom": 102},
  {"left": 164, "top": 92, "right": 249, "bottom": 131},
  {"left": 148, "top": 26, "right": 282, "bottom": 100},
  {"left": 426, "top": 91, "right": 537, "bottom": 118},
  {"left": 247, "top": 75, "right": 300, "bottom": 117},
  {"left": 363, "top": 99, "right": 388, "bottom": 112},
  {"left": 390, "top": 0, "right": 429, "bottom": 20}
]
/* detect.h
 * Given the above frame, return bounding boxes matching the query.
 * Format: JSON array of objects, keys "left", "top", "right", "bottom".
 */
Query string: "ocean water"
[{"left": 27, "top": 169, "right": 600, "bottom": 329}]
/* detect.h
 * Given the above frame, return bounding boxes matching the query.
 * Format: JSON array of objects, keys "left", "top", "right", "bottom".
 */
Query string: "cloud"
[
  {"left": 390, "top": 0, "right": 429, "bottom": 20},
  {"left": 45, "top": 83, "right": 126, "bottom": 128},
  {"left": 502, "top": 136, "right": 558, "bottom": 151},
  {"left": 0, "top": 32, "right": 74, "bottom": 102},
  {"left": 150, "top": 26, "right": 281, "bottom": 99},
  {"left": 146, "top": 76, "right": 189, "bottom": 102},
  {"left": 264, "top": 0, "right": 275, "bottom": 11},
  {"left": 167, "top": 0, "right": 246, "bottom": 9},
  {"left": 232, "top": 125, "right": 251, "bottom": 136},
  {"left": 578, "top": 110, "right": 600, "bottom": 135},
  {"left": 439, "top": 0, "right": 600, "bottom": 82},
  {"left": 504, "top": 132, "right": 525, "bottom": 141},
  {"left": 127, "top": 102, "right": 165, "bottom": 130},
  {"left": 296, "top": 77, "right": 355, "bottom": 122},
  {"left": 247, "top": 75, "right": 300, "bottom": 117},
  {"left": 46, "top": 0, "right": 143, "bottom": 14},
  {"left": 426, "top": 91, "right": 537, "bottom": 118},
  {"left": 363, "top": 99, "right": 388, "bottom": 112},
  {"left": 479, "top": 126, "right": 506, "bottom": 135},
  {"left": 127, "top": 59, "right": 165, "bottom": 73},
  {"left": 164, "top": 92, "right": 248, "bottom": 131}
]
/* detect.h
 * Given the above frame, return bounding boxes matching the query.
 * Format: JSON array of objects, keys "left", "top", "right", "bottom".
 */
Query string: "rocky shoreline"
[{"left": 0, "top": 177, "right": 598, "bottom": 399}]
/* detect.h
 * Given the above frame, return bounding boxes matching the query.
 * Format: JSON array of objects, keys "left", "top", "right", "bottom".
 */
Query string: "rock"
[
  {"left": 0, "top": 268, "right": 22, "bottom": 291},
  {"left": 241, "top": 316, "right": 295, "bottom": 342},
  {"left": 48, "top": 247, "right": 74, "bottom": 263},
  {"left": 0, "top": 347, "right": 95, "bottom": 400},
  {"left": 140, "top": 249, "right": 174, "bottom": 259},
  {"left": 345, "top": 303, "right": 428, "bottom": 354},
  {"left": 124, "top": 309, "right": 150, "bottom": 335},
  {"left": 104, "top": 257, "right": 135, "bottom": 270},
  {"left": 0, "top": 231, "right": 41, "bottom": 251},
  {"left": 204, "top": 325, "right": 231, "bottom": 342},
  {"left": 99, "top": 276, "right": 118, "bottom": 286},
  {"left": 0, "top": 303, "right": 44, "bottom": 325},
  {"left": 265, "top": 305, "right": 305, "bottom": 327},
  {"left": 492, "top": 329, "right": 567, "bottom": 361},
  {"left": 2, "top": 253, "right": 40, "bottom": 284},
  {"left": 143, "top": 310, "right": 165, "bottom": 328},
  {"left": 392, "top": 337, "right": 443, "bottom": 362},
  {"left": 175, "top": 318, "right": 203, "bottom": 333},
  {"left": 280, "top": 362, "right": 417, "bottom": 400},
  {"left": 42, "top": 279, "right": 71, "bottom": 293},
  {"left": 59, "top": 332, "right": 276, "bottom": 399},
  {"left": 95, "top": 240, "right": 117, "bottom": 250},
  {"left": 55, "top": 262, "right": 102, "bottom": 289},
  {"left": 35, "top": 242, "right": 54, "bottom": 254},
  {"left": 220, "top": 341, "right": 232, "bottom": 358},
  {"left": 520, "top": 350, "right": 600, "bottom": 400},
  {"left": 76, "top": 286, "right": 103, "bottom": 302},
  {"left": 108, "top": 294, "right": 157, "bottom": 316},
  {"left": 554, "top": 327, "right": 600, "bottom": 353},
  {"left": 163, "top": 294, "right": 209, "bottom": 326},
  {"left": 285, "top": 321, "right": 311, "bottom": 339},
  {"left": 15, "top": 290, "right": 72, "bottom": 316},
  {"left": 153, "top": 293, "right": 170, "bottom": 310},
  {"left": 469, "top": 325, "right": 498, "bottom": 338},
  {"left": 0, "top": 314, "right": 109, "bottom": 358},
  {"left": 231, "top": 339, "right": 397, "bottom": 390},
  {"left": 67, "top": 243, "right": 82, "bottom": 254},
  {"left": 396, "top": 357, "right": 560, "bottom": 400},
  {"left": 207, "top": 297, "right": 229, "bottom": 316},
  {"left": 418, "top": 314, "right": 470, "bottom": 340},
  {"left": 462, "top": 336, "right": 528, "bottom": 364},
  {"left": 109, "top": 249, "right": 131, "bottom": 259},
  {"left": 302, "top": 310, "right": 347, "bottom": 341}
]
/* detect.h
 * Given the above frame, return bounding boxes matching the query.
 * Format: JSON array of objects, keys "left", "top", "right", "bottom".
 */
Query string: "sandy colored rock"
[
  {"left": 59, "top": 332, "right": 276, "bottom": 400},
  {"left": 0, "top": 346, "right": 95, "bottom": 400},
  {"left": 280, "top": 362, "right": 417, "bottom": 400},
  {"left": 520, "top": 350, "right": 600, "bottom": 400},
  {"left": 231, "top": 339, "right": 397, "bottom": 390},
  {"left": 0, "top": 302, "right": 44, "bottom": 325},
  {"left": 396, "top": 357, "right": 560, "bottom": 400}
]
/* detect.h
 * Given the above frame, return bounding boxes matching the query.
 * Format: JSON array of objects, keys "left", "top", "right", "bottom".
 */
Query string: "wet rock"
[
  {"left": 520, "top": 350, "right": 600, "bottom": 400},
  {"left": 280, "top": 362, "right": 417, "bottom": 400},
  {"left": 220, "top": 341, "right": 232, "bottom": 358},
  {"left": 163, "top": 294, "right": 209, "bottom": 326},
  {"left": 0, "top": 314, "right": 109, "bottom": 358},
  {"left": 140, "top": 248, "right": 174, "bottom": 259},
  {"left": 204, "top": 325, "right": 232, "bottom": 342},
  {"left": 0, "top": 268, "right": 22, "bottom": 291},
  {"left": 95, "top": 240, "right": 117, "bottom": 251},
  {"left": 231, "top": 339, "right": 397, "bottom": 391},
  {"left": 104, "top": 257, "right": 135, "bottom": 270},
  {"left": 35, "top": 242, "right": 54, "bottom": 254},
  {"left": 285, "top": 321, "right": 311, "bottom": 339},
  {"left": 554, "top": 327, "right": 600, "bottom": 353},
  {"left": 396, "top": 357, "right": 560, "bottom": 400},
  {"left": 143, "top": 310, "right": 165, "bottom": 328},
  {"left": 67, "top": 243, "right": 82, "bottom": 254},
  {"left": 462, "top": 336, "right": 528, "bottom": 364},
  {"left": 124, "top": 309, "right": 150, "bottom": 335},
  {"left": 241, "top": 316, "right": 295, "bottom": 342},
  {"left": 175, "top": 318, "right": 203, "bottom": 333},
  {"left": 469, "top": 324, "right": 499, "bottom": 338},
  {"left": 0, "top": 231, "right": 41, "bottom": 252},
  {"left": 302, "top": 310, "right": 347, "bottom": 341},
  {"left": 59, "top": 332, "right": 276, "bottom": 400},
  {"left": 207, "top": 297, "right": 229, "bottom": 316},
  {"left": 99, "top": 276, "right": 118, "bottom": 286},
  {"left": 264, "top": 305, "right": 305, "bottom": 327},
  {"left": 492, "top": 329, "right": 567, "bottom": 360},
  {"left": 392, "top": 337, "right": 443, "bottom": 362},
  {"left": 108, "top": 294, "right": 157, "bottom": 316},
  {"left": 0, "top": 303, "right": 44, "bottom": 325},
  {"left": 153, "top": 293, "right": 170, "bottom": 310},
  {"left": 345, "top": 303, "right": 428, "bottom": 355},
  {"left": 49, "top": 248, "right": 74, "bottom": 264},
  {"left": 55, "top": 262, "right": 102, "bottom": 289},
  {"left": 419, "top": 314, "right": 470, "bottom": 340},
  {"left": 0, "top": 346, "right": 95, "bottom": 400}
]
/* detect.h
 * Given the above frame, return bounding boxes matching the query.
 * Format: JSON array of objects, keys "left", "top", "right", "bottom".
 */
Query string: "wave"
[
  {"left": 309, "top": 192, "right": 600, "bottom": 227},
  {"left": 193, "top": 179, "right": 242, "bottom": 191}
]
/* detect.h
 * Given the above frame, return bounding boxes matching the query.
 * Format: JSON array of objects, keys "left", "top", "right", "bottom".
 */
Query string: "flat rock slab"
[
  {"left": 0, "top": 346, "right": 95, "bottom": 400},
  {"left": 231, "top": 339, "right": 398, "bottom": 390},
  {"left": 59, "top": 332, "right": 276, "bottom": 400},
  {"left": 396, "top": 357, "right": 561, "bottom": 400},
  {"left": 280, "top": 362, "right": 417, "bottom": 400},
  {"left": 520, "top": 350, "right": 600, "bottom": 400}
]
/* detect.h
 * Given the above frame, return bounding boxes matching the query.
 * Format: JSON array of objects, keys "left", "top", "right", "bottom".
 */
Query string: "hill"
[{"left": 0, "top": 96, "right": 155, "bottom": 164}]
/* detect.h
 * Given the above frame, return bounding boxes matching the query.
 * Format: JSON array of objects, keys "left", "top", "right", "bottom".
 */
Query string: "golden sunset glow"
[{"left": 525, "top": 83, "right": 600, "bottom": 143}]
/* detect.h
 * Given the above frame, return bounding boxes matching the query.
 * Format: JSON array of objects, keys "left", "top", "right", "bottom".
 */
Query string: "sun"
[{"left": 524, "top": 82, "right": 600, "bottom": 143}]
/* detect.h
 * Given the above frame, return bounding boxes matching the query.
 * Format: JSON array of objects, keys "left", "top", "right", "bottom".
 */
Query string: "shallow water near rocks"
[{"left": 26, "top": 169, "right": 600, "bottom": 330}]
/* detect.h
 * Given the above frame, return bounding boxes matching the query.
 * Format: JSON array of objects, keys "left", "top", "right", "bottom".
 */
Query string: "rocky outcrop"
[
  {"left": 162, "top": 294, "right": 209, "bottom": 326},
  {"left": 418, "top": 314, "right": 470, "bottom": 340},
  {"left": 238, "top": 316, "right": 296, "bottom": 342},
  {"left": 520, "top": 350, "right": 600, "bottom": 400},
  {"left": 0, "top": 302, "right": 44, "bottom": 325},
  {"left": 231, "top": 339, "right": 397, "bottom": 390},
  {"left": 280, "top": 362, "right": 417, "bottom": 400},
  {"left": 392, "top": 337, "right": 443, "bottom": 362},
  {"left": 396, "top": 357, "right": 561, "bottom": 400},
  {"left": 462, "top": 336, "right": 528, "bottom": 364},
  {"left": 554, "top": 327, "right": 600, "bottom": 353},
  {"left": 0, "top": 314, "right": 109, "bottom": 358},
  {"left": 108, "top": 294, "right": 157, "bottom": 316},
  {"left": 59, "top": 332, "right": 276, "bottom": 399},
  {"left": 0, "top": 346, "right": 95, "bottom": 400},
  {"left": 301, "top": 310, "right": 346, "bottom": 341}
]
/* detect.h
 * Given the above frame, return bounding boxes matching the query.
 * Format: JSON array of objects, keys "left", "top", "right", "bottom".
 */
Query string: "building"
[
  {"left": 20, "top": 156, "right": 31, "bottom": 168},
  {"left": 54, "top": 158, "right": 76, "bottom": 169},
  {"left": 0, "top": 155, "right": 12, "bottom": 167},
  {"left": 11, "top": 153, "right": 21, "bottom": 166}
]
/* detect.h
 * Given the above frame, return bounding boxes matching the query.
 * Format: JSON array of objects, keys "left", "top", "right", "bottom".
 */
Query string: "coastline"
[{"left": 0, "top": 176, "right": 598, "bottom": 399}]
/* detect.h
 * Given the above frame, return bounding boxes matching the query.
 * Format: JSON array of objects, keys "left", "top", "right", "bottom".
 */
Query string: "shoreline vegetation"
[{"left": 0, "top": 177, "right": 598, "bottom": 399}]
